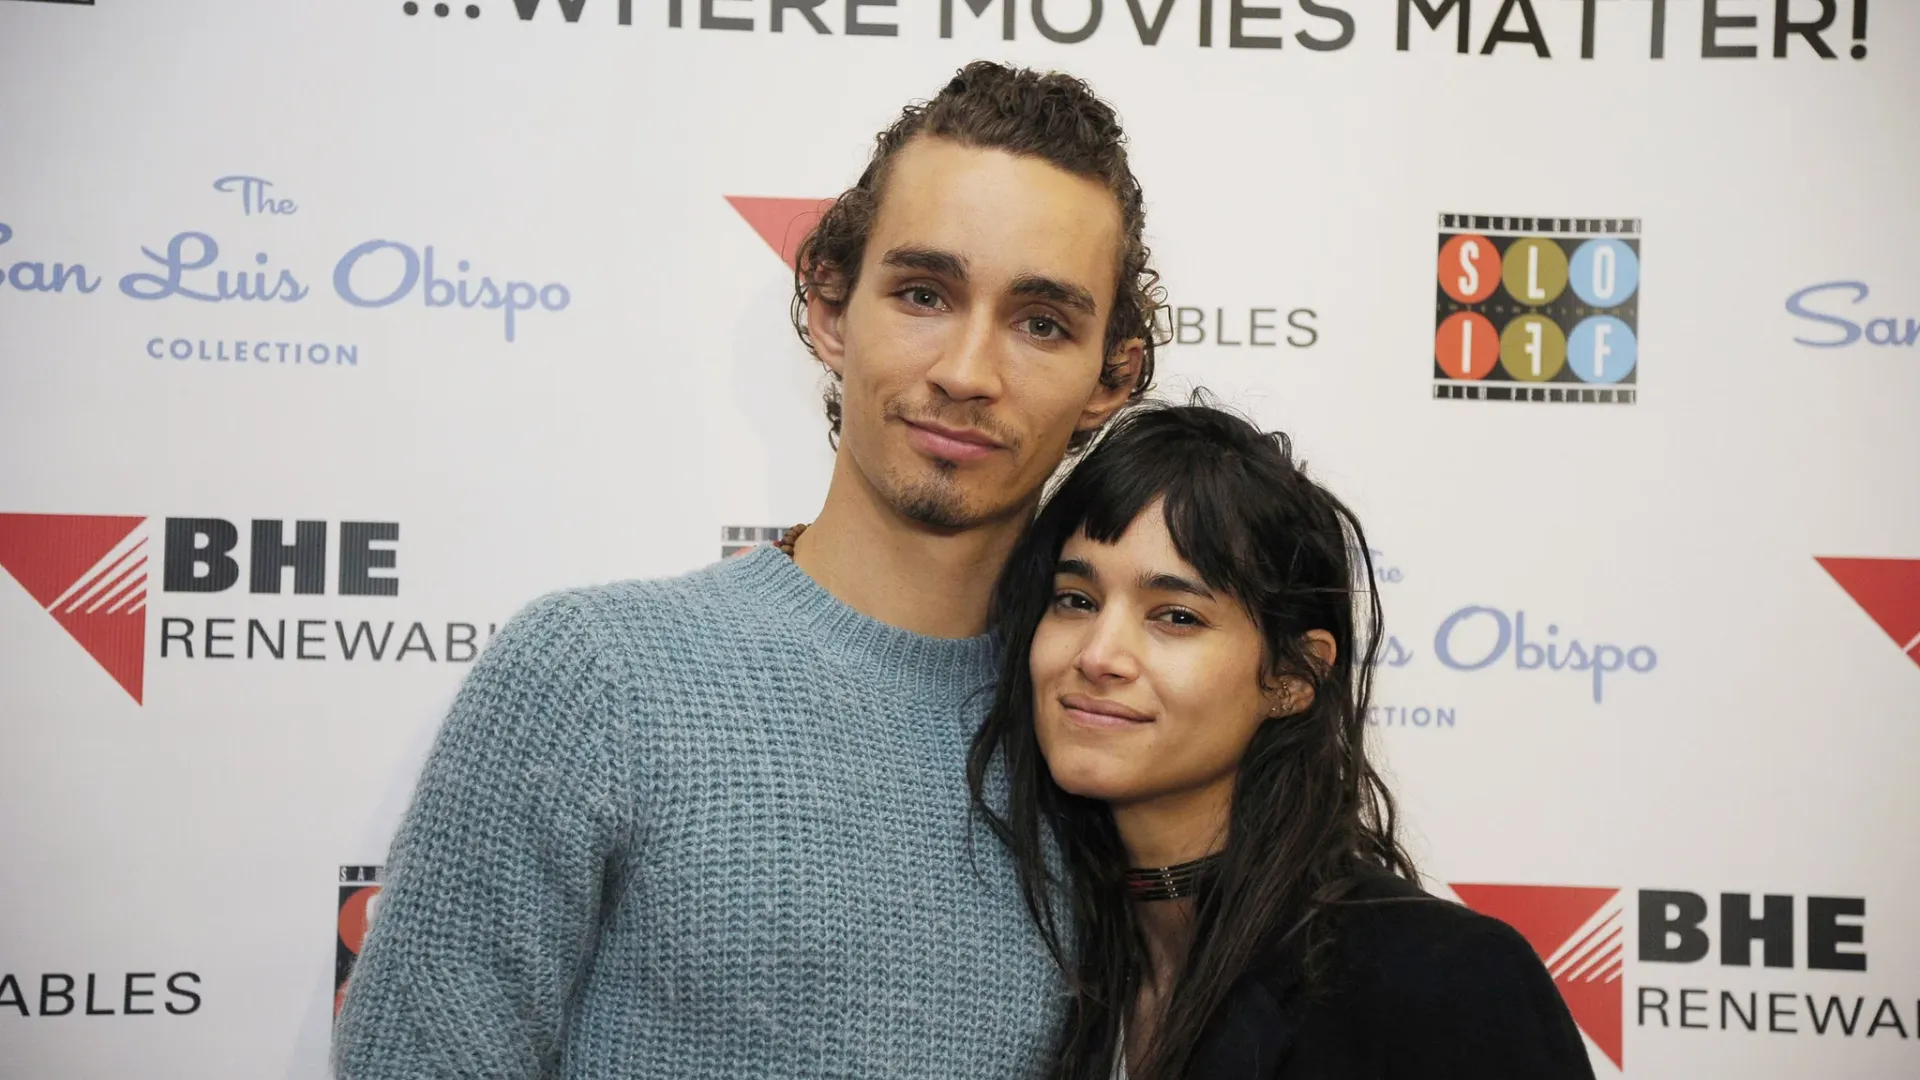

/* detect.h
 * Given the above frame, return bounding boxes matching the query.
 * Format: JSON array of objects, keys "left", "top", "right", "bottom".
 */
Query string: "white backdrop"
[{"left": 2, "top": 0, "right": 1917, "bottom": 1076}]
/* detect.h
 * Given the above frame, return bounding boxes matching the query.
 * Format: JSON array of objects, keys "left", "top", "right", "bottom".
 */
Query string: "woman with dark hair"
[{"left": 969, "top": 402, "right": 1595, "bottom": 1080}]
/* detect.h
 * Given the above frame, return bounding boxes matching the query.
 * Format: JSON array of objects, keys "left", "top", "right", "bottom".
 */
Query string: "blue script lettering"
[
  {"left": 1375, "top": 635, "right": 1415, "bottom": 667},
  {"left": 0, "top": 223, "right": 103, "bottom": 294},
  {"left": 213, "top": 175, "right": 298, "bottom": 216},
  {"left": 118, "top": 232, "right": 310, "bottom": 303},
  {"left": 1432, "top": 606, "right": 1507, "bottom": 671},
  {"left": 1787, "top": 282, "right": 1920, "bottom": 348},
  {"left": 332, "top": 240, "right": 570, "bottom": 343},
  {"left": 1434, "top": 606, "right": 1656, "bottom": 703},
  {"left": 1367, "top": 548, "right": 1404, "bottom": 584}
]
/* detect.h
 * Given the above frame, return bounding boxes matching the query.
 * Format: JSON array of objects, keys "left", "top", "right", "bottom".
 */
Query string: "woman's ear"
[
  {"left": 1264, "top": 631, "right": 1338, "bottom": 718},
  {"left": 1302, "top": 630, "right": 1337, "bottom": 675},
  {"left": 1266, "top": 678, "right": 1310, "bottom": 719}
]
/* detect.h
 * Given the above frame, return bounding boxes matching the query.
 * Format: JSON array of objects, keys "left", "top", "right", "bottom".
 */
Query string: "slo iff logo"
[
  {"left": 336, "top": 866, "right": 383, "bottom": 1017},
  {"left": 1434, "top": 214, "right": 1640, "bottom": 403}
]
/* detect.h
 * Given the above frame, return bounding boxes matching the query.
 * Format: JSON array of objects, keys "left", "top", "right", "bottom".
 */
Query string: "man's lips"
[
  {"left": 1060, "top": 693, "right": 1154, "bottom": 729},
  {"left": 903, "top": 419, "right": 1003, "bottom": 464}
]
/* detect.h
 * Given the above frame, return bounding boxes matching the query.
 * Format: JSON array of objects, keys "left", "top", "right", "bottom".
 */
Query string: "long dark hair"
[{"left": 968, "top": 401, "right": 1415, "bottom": 1080}]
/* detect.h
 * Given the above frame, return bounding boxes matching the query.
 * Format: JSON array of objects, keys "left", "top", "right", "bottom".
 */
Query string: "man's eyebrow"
[
  {"left": 1009, "top": 273, "right": 1098, "bottom": 316},
  {"left": 881, "top": 246, "right": 969, "bottom": 280},
  {"left": 1141, "top": 571, "right": 1215, "bottom": 601},
  {"left": 1055, "top": 557, "right": 1098, "bottom": 582}
]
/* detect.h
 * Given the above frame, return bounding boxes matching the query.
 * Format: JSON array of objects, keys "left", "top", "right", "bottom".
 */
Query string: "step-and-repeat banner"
[{"left": 2, "top": 1, "right": 1916, "bottom": 1076}]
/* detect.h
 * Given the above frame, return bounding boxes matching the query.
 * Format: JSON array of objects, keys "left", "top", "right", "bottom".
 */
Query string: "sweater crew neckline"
[{"left": 724, "top": 544, "right": 1000, "bottom": 695}]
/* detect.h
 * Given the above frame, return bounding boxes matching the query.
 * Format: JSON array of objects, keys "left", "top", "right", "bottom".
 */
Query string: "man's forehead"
[{"left": 868, "top": 138, "right": 1123, "bottom": 294}]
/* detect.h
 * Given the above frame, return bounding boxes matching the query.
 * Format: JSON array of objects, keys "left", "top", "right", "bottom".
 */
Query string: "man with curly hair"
[{"left": 334, "top": 61, "right": 1161, "bottom": 1080}]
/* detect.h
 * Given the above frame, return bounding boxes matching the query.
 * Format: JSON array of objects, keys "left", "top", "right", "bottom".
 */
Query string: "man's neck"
[{"left": 791, "top": 458, "right": 1031, "bottom": 639}]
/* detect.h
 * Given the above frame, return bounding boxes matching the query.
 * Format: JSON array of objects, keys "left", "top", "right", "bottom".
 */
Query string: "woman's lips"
[{"left": 1059, "top": 693, "right": 1153, "bottom": 729}]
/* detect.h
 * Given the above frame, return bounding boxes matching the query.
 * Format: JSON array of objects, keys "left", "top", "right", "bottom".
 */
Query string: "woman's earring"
[{"left": 1269, "top": 679, "right": 1305, "bottom": 717}]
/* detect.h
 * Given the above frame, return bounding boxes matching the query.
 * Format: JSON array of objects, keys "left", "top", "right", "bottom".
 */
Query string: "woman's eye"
[
  {"left": 1051, "top": 590, "right": 1095, "bottom": 612},
  {"left": 1155, "top": 608, "right": 1205, "bottom": 629}
]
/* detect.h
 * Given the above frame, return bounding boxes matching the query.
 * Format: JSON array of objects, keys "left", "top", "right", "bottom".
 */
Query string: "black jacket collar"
[{"left": 1183, "top": 868, "right": 1423, "bottom": 1077}]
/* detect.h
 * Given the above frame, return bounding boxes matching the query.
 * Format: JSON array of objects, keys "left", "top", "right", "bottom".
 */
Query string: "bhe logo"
[
  {"left": 726, "top": 195, "right": 833, "bottom": 269},
  {"left": 1817, "top": 556, "right": 1920, "bottom": 669},
  {"left": 1452, "top": 884, "right": 1625, "bottom": 1068},
  {"left": 1453, "top": 882, "right": 1912, "bottom": 1073},
  {"left": 0, "top": 515, "right": 149, "bottom": 701},
  {"left": 1434, "top": 214, "right": 1640, "bottom": 403},
  {"left": 0, "top": 970, "right": 201, "bottom": 1019},
  {"left": 0, "top": 513, "right": 496, "bottom": 705}
]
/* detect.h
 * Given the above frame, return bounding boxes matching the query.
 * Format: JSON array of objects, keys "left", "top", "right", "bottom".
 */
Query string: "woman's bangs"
[
  {"left": 1067, "top": 450, "right": 1178, "bottom": 548},
  {"left": 1049, "top": 429, "right": 1266, "bottom": 608}
]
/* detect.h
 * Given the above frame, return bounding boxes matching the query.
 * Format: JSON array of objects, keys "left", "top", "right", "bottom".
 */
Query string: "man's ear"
[
  {"left": 805, "top": 270, "right": 850, "bottom": 376},
  {"left": 1076, "top": 337, "right": 1144, "bottom": 435}
]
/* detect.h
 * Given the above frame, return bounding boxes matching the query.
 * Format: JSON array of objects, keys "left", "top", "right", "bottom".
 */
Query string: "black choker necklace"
[{"left": 1124, "top": 854, "right": 1222, "bottom": 902}]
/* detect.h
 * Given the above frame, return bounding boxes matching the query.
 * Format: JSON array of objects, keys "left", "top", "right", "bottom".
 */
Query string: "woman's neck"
[
  {"left": 1132, "top": 895, "right": 1197, "bottom": 988},
  {"left": 1112, "top": 781, "right": 1229, "bottom": 872},
  {"left": 1113, "top": 782, "right": 1231, "bottom": 1020}
]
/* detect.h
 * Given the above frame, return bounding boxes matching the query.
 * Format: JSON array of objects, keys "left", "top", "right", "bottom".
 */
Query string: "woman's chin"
[{"left": 1045, "top": 753, "right": 1140, "bottom": 803}]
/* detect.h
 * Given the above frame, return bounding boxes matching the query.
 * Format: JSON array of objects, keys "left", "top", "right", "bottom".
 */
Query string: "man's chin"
[
  {"left": 895, "top": 488, "right": 976, "bottom": 531},
  {"left": 875, "top": 460, "right": 979, "bottom": 530}
]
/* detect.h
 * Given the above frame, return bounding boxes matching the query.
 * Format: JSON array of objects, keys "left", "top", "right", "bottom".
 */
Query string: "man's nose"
[{"left": 924, "top": 306, "right": 1005, "bottom": 404}]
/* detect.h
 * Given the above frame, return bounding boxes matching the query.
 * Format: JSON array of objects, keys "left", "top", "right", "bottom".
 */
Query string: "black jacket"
[{"left": 1186, "top": 871, "right": 1597, "bottom": 1079}]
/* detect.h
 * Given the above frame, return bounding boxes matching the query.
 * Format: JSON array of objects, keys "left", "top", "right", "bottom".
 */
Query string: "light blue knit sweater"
[{"left": 333, "top": 546, "right": 1063, "bottom": 1079}]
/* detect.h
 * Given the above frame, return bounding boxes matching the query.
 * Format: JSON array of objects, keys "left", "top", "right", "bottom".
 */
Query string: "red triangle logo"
[
  {"left": 1452, "top": 883, "right": 1623, "bottom": 1071},
  {"left": 0, "top": 513, "right": 149, "bottom": 704},
  {"left": 725, "top": 195, "right": 835, "bottom": 270},
  {"left": 1817, "top": 557, "right": 1920, "bottom": 668}
]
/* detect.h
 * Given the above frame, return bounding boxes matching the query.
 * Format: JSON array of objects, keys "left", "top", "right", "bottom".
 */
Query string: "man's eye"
[
  {"left": 903, "top": 287, "right": 941, "bottom": 308},
  {"left": 1026, "top": 317, "right": 1065, "bottom": 340}
]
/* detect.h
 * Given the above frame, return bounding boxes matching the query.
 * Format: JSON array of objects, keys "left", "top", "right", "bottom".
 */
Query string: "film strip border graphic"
[
  {"left": 722, "top": 525, "right": 786, "bottom": 559},
  {"left": 1440, "top": 214, "right": 1643, "bottom": 238},
  {"left": 1435, "top": 212, "right": 1642, "bottom": 405}
]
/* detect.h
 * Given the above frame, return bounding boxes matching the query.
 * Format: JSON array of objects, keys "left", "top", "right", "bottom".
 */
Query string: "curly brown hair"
[{"left": 791, "top": 61, "right": 1164, "bottom": 449}]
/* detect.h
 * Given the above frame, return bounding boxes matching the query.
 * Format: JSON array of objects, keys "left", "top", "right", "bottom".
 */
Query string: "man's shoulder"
[
  {"left": 568, "top": 551, "right": 758, "bottom": 612},
  {"left": 503, "top": 550, "right": 776, "bottom": 663}
]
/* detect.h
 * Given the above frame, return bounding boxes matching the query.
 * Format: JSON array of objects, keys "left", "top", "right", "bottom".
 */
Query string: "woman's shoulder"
[
  {"left": 1321, "top": 869, "right": 1554, "bottom": 1009},
  {"left": 1257, "top": 870, "right": 1591, "bottom": 1075},
  {"left": 1338, "top": 871, "right": 1537, "bottom": 962},
  {"left": 1228, "top": 870, "right": 1557, "bottom": 1015},
  {"left": 1196, "top": 870, "right": 1596, "bottom": 1078}
]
